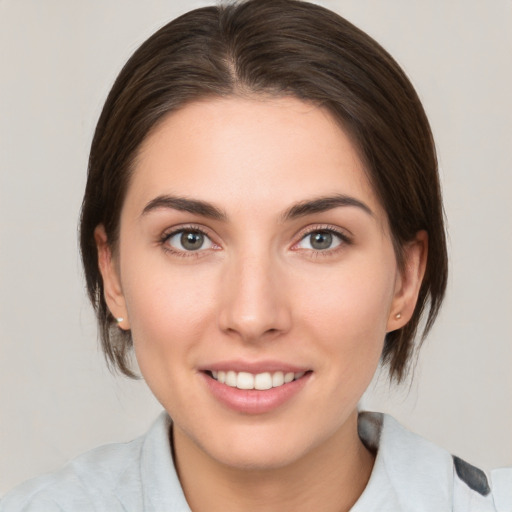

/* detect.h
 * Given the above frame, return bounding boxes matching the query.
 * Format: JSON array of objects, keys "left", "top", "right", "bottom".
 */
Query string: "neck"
[{"left": 172, "top": 411, "right": 375, "bottom": 512}]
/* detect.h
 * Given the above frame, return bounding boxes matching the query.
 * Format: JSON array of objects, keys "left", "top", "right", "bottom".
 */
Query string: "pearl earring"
[
  {"left": 395, "top": 313, "right": 402, "bottom": 319},
  {"left": 116, "top": 317, "right": 124, "bottom": 323}
]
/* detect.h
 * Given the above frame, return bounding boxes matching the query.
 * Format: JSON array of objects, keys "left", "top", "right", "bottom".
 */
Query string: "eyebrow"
[
  {"left": 142, "top": 195, "right": 227, "bottom": 221},
  {"left": 281, "top": 194, "right": 374, "bottom": 221},
  {"left": 141, "top": 193, "right": 373, "bottom": 221}
]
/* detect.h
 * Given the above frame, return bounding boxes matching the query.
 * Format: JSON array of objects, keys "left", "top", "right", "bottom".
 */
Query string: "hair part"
[{"left": 80, "top": 0, "right": 448, "bottom": 382}]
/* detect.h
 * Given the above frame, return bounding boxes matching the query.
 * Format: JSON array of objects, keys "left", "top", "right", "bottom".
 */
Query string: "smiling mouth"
[{"left": 206, "top": 370, "right": 310, "bottom": 390}]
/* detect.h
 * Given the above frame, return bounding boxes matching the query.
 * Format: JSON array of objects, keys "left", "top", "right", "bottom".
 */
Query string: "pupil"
[
  {"left": 311, "top": 231, "right": 332, "bottom": 250},
  {"left": 181, "top": 231, "right": 204, "bottom": 250}
]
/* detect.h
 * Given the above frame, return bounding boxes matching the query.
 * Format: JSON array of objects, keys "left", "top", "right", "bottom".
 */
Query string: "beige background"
[{"left": 1, "top": 0, "right": 511, "bottom": 494}]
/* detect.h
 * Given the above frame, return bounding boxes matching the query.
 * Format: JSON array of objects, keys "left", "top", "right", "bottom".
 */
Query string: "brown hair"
[{"left": 80, "top": 0, "right": 448, "bottom": 382}]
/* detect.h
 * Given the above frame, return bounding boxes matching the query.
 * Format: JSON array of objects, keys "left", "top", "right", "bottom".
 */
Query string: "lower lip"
[{"left": 201, "top": 372, "right": 311, "bottom": 414}]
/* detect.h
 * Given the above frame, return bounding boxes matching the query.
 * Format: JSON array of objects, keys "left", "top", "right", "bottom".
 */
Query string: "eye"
[
  {"left": 296, "top": 229, "right": 344, "bottom": 251},
  {"left": 165, "top": 229, "right": 214, "bottom": 252}
]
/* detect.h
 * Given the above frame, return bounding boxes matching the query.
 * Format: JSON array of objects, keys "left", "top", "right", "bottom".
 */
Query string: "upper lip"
[{"left": 198, "top": 360, "right": 310, "bottom": 374}]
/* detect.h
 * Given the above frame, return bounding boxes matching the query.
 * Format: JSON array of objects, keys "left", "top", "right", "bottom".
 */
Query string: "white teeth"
[
  {"left": 210, "top": 370, "right": 306, "bottom": 390},
  {"left": 254, "top": 372, "right": 272, "bottom": 390},
  {"left": 272, "top": 371, "right": 284, "bottom": 387},
  {"left": 226, "top": 371, "right": 237, "bottom": 387},
  {"left": 237, "top": 372, "right": 254, "bottom": 390}
]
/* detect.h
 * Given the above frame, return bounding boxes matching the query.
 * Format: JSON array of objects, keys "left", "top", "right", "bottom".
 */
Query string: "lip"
[
  {"left": 199, "top": 359, "right": 309, "bottom": 374},
  {"left": 199, "top": 361, "right": 312, "bottom": 414}
]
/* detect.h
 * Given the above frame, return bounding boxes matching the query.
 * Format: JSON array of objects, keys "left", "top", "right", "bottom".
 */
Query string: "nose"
[{"left": 217, "top": 250, "right": 292, "bottom": 343}]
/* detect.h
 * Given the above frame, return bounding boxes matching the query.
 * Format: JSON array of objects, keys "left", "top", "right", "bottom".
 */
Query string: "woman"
[{"left": 1, "top": 0, "right": 510, "bottom": 510}]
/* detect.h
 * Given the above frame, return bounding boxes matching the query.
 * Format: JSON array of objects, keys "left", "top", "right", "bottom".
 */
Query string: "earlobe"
[
  {"left": 94, "top": 225, "right": 130, "bottom": 330},
  {"left": 387, "top": 230, "right": 428, "bottom": 332}
]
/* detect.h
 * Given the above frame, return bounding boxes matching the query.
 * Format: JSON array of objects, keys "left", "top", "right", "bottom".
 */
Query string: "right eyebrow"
[
  {"left": 281, "top": 194, "right": 374, "bottom": 221},
  {"left": 141, "top": 195, "right": 227, "bottom": 221}
]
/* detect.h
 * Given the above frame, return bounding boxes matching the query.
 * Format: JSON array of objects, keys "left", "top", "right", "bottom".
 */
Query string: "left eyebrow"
[
  {"left": 141, "top": 195, "right": 227, "bottom": 221},
  {"left": 281, "top": 194, "right": 374, "bottom": 221}
]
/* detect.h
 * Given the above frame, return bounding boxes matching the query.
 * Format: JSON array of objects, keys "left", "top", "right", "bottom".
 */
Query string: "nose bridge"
[{"left": 218, "top": 245, "right": 290, "bottom": 341}]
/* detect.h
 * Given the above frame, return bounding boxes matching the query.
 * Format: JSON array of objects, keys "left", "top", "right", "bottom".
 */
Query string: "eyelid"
[
  {"left": 160, "top": 224, "right": 221, "bottom": 255},
  {"left": 291, "top": 224, "right": 352, "bottom": 251},
  {"left": 158, "top": 223, "right": 351, "bottom": 257}
]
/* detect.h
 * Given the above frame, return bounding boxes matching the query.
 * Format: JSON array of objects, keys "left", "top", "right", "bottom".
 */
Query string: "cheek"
[
  {"left": 123, "top": 261, "right": 222, "bottom": 412},
  {"left": 298, "top": 256, "right": 396, "bottom": 368},
  {"left": 121, "top": 256, "right": 219, "bottom": 366}
]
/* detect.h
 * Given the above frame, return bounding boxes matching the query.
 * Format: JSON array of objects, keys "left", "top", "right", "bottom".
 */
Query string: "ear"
[
  {"left": 387, "top": 230, "right": 428, "bottom": 332},
  {"left": 94, "top": 225, "right": 130, "bottom": 330}
]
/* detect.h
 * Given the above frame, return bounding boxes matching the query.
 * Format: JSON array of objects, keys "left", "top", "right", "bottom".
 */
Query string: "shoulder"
[
  {"left": 452, "top": 455, "right": 512, "bottom": 512},
  {"left": 0, "top": 413, "right": 174, "bottom": 512},
  {"left": 490, "top": 466, "right": 512, "bottom": 512},
  {"left": 357, "top": 411, "right": 512, "bottom": 512},
  {"left": 0, "top": 436, "right": 146, "bottom": 512}
]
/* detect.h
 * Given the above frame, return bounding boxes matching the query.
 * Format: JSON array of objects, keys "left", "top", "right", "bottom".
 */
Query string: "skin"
[{"left": 96, "top": 96, "right": 427, "bottom": 512}]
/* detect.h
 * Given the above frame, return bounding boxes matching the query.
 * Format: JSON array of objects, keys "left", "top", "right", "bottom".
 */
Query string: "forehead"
[{"left": 127, "top": 96, "right": 384, "bottom": 221}]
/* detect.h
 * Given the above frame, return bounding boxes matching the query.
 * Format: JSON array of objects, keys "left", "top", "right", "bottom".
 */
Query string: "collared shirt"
[{"left": 1, "top": 411, "right": 511, "bottom": 511}]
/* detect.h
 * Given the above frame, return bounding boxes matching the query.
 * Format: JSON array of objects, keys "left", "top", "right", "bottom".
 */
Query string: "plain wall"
[{"left": 1, "top": 0, "right": 511, "bottom": 494}]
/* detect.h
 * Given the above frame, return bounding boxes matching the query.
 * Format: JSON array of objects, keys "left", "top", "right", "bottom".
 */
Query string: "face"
[{"left": 97, "top": 96, "right": 425, "bottom": 471}]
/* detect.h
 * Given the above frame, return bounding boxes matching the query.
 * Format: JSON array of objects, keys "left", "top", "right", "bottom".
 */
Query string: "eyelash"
[
  {"left": 160, "top": 224, "right": 217, "bottom": 258},
  {"left": 159, "top": 224, "right": 352, "bottom": 258},
  {"left": 293, "top": 225, "right": 352, "bottom": 257}
]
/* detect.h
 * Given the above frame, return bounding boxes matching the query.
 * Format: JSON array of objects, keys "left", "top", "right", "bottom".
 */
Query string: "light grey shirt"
[{"left": 1, "top": 411, "right": 511, "bottom": 511}]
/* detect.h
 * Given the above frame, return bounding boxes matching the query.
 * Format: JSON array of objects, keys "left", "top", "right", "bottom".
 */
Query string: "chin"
[
  {"left": 193, "top": 419, "right": 327, "bottom": 472},
  {"left": 211, "top": 440, "right": 308, "bottom": 472}
]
